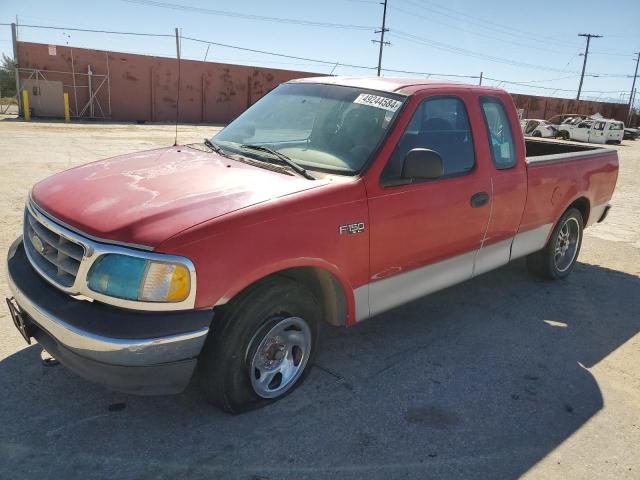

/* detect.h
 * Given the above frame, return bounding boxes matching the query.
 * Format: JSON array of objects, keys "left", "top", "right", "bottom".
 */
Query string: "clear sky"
[{"left": 1, "top": 0, "right": 639, "bottom": 105}]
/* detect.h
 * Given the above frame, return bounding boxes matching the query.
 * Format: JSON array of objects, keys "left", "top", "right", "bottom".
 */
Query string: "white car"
[
  {"left": 521, "top": 119, "right": 557, "bottom": 138},
  {"left": 557, "top": 119, "right": 624, "bottom": 145}
]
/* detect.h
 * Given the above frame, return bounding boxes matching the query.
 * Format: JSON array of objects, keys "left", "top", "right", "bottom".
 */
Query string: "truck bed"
[
  {"left": 519, "top": 138, "right": 618, "bottom": 234},
  {"left": 525, "top": 138, "right": 613, "bottom": 165}
]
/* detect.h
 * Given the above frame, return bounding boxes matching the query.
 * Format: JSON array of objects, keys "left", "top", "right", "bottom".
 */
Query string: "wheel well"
[
  {"left": 278, "top": 267, "right": 348, "bottom": 327},
  {"left": 567, "top": 197, "right": 590, "bottom": 224},
  {"left": 218, "top": 267, "right": 348, "bottom": 327}
]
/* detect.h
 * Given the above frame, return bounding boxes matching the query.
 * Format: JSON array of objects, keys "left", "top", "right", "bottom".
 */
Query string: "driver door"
[{"left": 364, "top": 93, "right": 491, "bottom": 317}]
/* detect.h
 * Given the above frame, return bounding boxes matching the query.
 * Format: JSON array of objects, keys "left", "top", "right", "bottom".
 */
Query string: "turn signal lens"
[{"left": 140, "top": 262, "right": 190, "bottom": 302}]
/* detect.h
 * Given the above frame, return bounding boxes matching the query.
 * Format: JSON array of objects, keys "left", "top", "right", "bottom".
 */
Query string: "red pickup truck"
[{"left": 6, "top": 77, "right": 618, "bottom": 412}]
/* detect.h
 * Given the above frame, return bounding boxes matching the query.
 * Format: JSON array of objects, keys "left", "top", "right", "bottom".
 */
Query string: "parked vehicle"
[
  {"left": 557, "top": 118, "right": 624, "bottom": 144},
  {"left": 520, "top": 118, "right": 557, "bottom": 138},
  {"left": 6, "top": 77, "right": 619, "bottom": 412},
  {"left": 547, "top": 113, "right": 586, "bottom": 126},
  {"left": 623, "top": 127, "right": 639, "bottom": 140}
]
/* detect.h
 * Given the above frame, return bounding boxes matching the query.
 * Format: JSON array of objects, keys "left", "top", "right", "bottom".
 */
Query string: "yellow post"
[
  {"left": 22, "top": 90, "right": 30, "bottom": 121},
  {"left": 63, "top": 92, "right": 70, "bottom": 122}
]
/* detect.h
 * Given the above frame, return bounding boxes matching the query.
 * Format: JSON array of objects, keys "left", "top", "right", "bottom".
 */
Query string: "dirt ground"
[{"left": 0, "top": 118, "right": 638, "bottom": 479}]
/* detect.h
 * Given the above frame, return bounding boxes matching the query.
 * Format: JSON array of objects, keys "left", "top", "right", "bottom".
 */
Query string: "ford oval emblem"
[{"left": 31, "top": 234, "right": 45, "bottom": 254}]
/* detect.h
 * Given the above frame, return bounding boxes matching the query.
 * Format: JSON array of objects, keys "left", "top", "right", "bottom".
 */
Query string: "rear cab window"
[{"left": 480, "top": 96, "right": 517, "bottom": 169}]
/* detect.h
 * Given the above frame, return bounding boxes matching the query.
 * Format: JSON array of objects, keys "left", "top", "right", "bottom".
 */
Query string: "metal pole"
[
  {"left": 375, "top": 0, "right": 389, "bottom": 77},
  {"left": 105, "top": 51, "right": 112, "bottom": 118},
  {"left": 174, "top": 27, "right": 181, "bottom": 146},
  {"left": 11, "top": 23, "right": 22, "bottom": 116},
  {"left": 70, "top": 48, "right": 79, "bottom": 116},
  {"left": 576, "top": 33, "right": 602, "bottom": 101},
  {"left": 627, "top": 52, "right": 639, "bottom": 124},
  {"left": 479, "top": 72, "right": 483, "bottom": 86},
  {"left": 203, "top": 44, "right": 210, "bottom": 62},
  {"left": 87, "top": 65, "right": 94, "bottom": 118}
]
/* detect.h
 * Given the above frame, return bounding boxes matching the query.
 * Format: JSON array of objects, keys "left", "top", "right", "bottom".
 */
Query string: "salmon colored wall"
[
  {"left": 511, "top": 93, "right": 628, "bottom": 123},
  {"left": 17, "top": 41, "right": 321, "bottom": 123},
  {"left": 17, "top": 41, "right": 630, "bottom": 125}
]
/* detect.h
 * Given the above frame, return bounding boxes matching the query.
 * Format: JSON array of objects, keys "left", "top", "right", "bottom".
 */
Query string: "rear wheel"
[
  {"left": 198, "top": 277, "right": 320, "bottom": 413},
  {"left": 526, "top": 208, "right": 583, "bottom": 280}
]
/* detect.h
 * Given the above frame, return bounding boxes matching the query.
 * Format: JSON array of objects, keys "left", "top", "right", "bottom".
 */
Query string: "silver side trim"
[
  {"left": 587, "top": 203, "right": 608, "bottom": 227},
  {"left": 368, "top": 251, "right": 476, "bottom": 318},
  {"left": 356, "top": 224, "right": 554, "bottom": 322},
  {"left": 353, "top": 284, "right": 370, "bottom": 322},
  {"left": 474, "top": 237, "right": 513, "bottom": 277},
  {"left": 510, "top": 223, "right": 553, "bottom": 260},
  {"left": 8, "top": 241, "right": 208, "bottom": 366}
]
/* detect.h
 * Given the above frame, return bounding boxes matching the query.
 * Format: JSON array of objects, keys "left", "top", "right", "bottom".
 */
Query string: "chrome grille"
[{"left": 24, "top": 207, "right": 85, "bottom": 288}]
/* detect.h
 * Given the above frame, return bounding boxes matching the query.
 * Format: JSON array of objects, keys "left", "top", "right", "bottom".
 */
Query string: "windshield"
[{"left": 212, "top": 83, "right": 406, "bottom": 174}]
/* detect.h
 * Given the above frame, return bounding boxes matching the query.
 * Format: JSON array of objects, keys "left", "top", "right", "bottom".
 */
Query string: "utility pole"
[
  {"left": 11, "top": 23, "right": 22, "bottom": 117},
  {"left": 627, "top": 52, "right": 639, "bottom": 124},
  {"left": 372, "top": 0, "right": 390, "bottom": 77},
  {"left": 576, "top": 33, "right": 602, "bottom": 101},
  {"left": 478, "top": 72, "right": 483, "bottom": 86}
]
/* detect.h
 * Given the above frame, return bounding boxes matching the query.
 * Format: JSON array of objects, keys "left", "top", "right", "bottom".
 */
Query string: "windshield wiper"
[
  {"left": 204, "top": 138, "right": 229, "bottom": 156},
  {"left": 240, "top": 144, "right": 315, "bottom": 180}
]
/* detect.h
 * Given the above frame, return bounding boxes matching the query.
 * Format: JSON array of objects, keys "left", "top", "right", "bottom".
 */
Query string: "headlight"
[{"left": 87, "top": 254, "right": 191, "bottom": 303}]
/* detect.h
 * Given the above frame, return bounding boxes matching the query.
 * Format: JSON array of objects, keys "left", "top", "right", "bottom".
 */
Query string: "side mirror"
[{"left": 401, "top": 148, "right": 444, "bottom": 180}]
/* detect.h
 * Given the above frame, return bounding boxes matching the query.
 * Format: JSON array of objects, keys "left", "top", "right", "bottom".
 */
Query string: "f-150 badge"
[{"left": 339, "top": 222, "right": 365, "bottom": 235}]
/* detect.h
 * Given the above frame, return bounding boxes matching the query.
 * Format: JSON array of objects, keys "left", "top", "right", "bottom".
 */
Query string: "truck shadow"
[{"left": 0, "top": 259, "right": 638, "bottom": 479}]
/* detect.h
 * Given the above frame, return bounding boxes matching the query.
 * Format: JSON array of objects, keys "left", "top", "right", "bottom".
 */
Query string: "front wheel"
[
  {"left": 526, "top": 208, "right": 584, "bottom": 280},
  {"left": 198, "top": 277, "right": 320, "bottom": 413}
]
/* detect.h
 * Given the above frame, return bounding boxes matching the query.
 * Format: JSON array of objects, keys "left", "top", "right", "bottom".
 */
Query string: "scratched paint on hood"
[{"left": 32, "top": 147, "right": 326, "bottom": 247}]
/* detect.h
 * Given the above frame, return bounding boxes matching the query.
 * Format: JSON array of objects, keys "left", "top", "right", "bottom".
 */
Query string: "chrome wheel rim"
[
  {"left": 249, "top": 317, "right": 311, "bottom": 399},
  {"left": 554, "top": 217, "right": 580, "bottom": 272}
]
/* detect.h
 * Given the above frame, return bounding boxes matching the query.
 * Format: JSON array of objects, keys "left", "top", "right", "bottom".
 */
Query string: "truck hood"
[{"left": 31, "top": 146, "right": 327, "bottom": 248}]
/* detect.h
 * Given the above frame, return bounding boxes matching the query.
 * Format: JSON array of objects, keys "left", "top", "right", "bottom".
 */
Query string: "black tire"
[
  {"left": 560, "top": 131, "right": 570, "bottom": 140},
  {"left": 532, "top": 130, "right": 542, "bottom": 137},
  {"left": 526, "top": 208, "right": 584, "bottom": 280},
  {"left": 198, "top": 277, "right": 320, "bottom": 413}
]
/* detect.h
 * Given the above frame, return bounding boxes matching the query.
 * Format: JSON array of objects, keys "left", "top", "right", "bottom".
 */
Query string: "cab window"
[
  {"left": 381, "top": 97, "right": 475, "bottom": 181},
  {"left": 480, "top": 97, "right": 516, "bottom": 169}
]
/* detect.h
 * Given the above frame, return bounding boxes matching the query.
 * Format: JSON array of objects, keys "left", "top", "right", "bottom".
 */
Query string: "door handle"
[{"left": 470, "top": 192, "right": 490, "bottom": 208}]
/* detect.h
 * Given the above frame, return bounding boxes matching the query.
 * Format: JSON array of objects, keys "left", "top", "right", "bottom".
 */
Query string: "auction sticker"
[{"left": 353, "top": 93, "right": 402, "bottom": 112}]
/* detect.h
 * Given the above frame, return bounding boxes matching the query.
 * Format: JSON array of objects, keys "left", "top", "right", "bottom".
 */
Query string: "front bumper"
[{"left": 6, "top": 238, "right": 213, "bottom": 395}]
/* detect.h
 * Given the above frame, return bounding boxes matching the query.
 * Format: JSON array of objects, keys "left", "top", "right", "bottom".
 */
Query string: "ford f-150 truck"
[{"left": 6, "top": 77, "right": 618, "bottom": 412}]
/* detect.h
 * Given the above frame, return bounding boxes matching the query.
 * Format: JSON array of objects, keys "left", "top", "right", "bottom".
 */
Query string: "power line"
[
  {"left": 391, "top": 30, "right": 631, "bottom": 78},
  {"left": 396, "top": 0, "right": 633, "bottom": 57},
  {"left": 390, "top": 3, "right": 576, "bottom": 56},
  {"left": 482, "top": 76, "right": 626, "bottom": 94},
  {"left": 2, "top": 21, "right": 632, "bottom": 98},
  {"left": 576, "top": 33, "right": 602, "bottom": 100},
  {"left": 397, "top": 0, "right": 578, "bottom": 50},
  {"left": 120, "top": 0, "right": 375, "bottom": 31},
  {"left": 181, "top": 35, "right": 377, "bottom": 71},
  {"left": 0, "top": 22, "right": 173, "bottom": 37}
]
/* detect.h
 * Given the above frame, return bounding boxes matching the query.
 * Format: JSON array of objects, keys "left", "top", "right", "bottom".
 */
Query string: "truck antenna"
[{"left": 174, "top": 27, "right": 181, "bottom": 146}]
